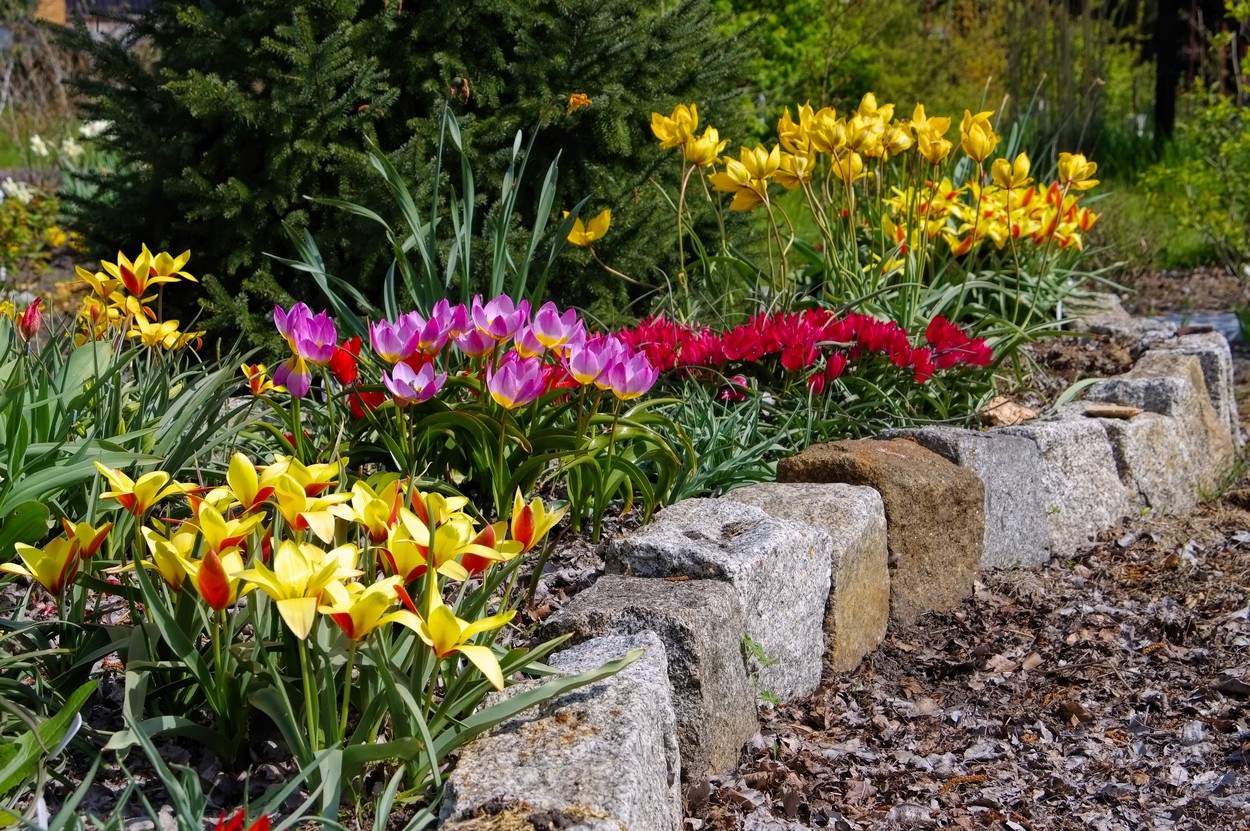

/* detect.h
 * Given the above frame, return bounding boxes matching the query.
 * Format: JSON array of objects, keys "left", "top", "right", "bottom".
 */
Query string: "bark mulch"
[{"left": 687, "top": 352, "right": 1250, "bottom": 831}]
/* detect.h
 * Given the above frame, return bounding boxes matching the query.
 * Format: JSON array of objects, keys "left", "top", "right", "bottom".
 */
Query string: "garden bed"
[{"left": 427, "top": 302, "right": 1245, "bottom": 830}]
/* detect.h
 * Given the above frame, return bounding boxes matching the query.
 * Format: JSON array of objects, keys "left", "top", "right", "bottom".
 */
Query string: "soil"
[
  {"left": 684, "top": 346, "right": 1250, "bottom": 831},
  {"left": 1119, "top": 266, "right": 1250, "bottom": 317}
]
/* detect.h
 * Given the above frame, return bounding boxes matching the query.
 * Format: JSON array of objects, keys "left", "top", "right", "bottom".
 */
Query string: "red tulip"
[
  {"left": 329, "top": 336, "right": 361, "bottom": 384},
  {"left": 17, "top": 298, "right": 41, "bottom": 341}
]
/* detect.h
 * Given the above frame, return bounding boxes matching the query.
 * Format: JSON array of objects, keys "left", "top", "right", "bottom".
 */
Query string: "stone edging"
[{"left": 438, "top": 298, "right": 1242, "bottom": 830}]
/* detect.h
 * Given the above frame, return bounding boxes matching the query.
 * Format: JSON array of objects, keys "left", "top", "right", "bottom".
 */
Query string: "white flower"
[
  {"left": 60, "top": 138, "right": 83, "bottom": 159},
  {"left": 78, "top": 120, "right": 111, "bottom": 139},
  {"left": 1, "top": 178, "right": 35, "bottom": 205},
  {"left": 29, "top": 134, "right": 49, "bottom": 157}
]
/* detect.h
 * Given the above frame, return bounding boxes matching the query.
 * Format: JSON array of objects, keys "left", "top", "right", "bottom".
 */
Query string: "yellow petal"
[
  {"left": 277, "top": 597, "right": 318, "bottom": 640},
  {"left": 455, "top": 644, "right": 505, "bottom": 690}
]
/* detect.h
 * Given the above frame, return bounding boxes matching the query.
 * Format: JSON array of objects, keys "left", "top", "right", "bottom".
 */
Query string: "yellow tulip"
[
  {"left": 959, "top": 110, "right": 999, "bottom": 163},
  {"left": 916, "top": 132, "right": 953, "bottom": 165},
  {"left": 95, "top": 463, "right": 193, "bottom": 516},
  {"left": 239, "top": 539, "right": 360, "bottom": 639},
  {"left": 830, "top": 150, "right": 865, "bottom": 185},
  {"left": 416, "top": 590, "right": 514, "bottom": 690},
  {"left": 991, "top": 152, "right": 1032, "bottom": 189},
  {"left": 776, "top": 104, "right": 814, "bottom": 154},
  {"left": 1, "top": 536, "right": 80, "bottom": 596},
  {"left": 1057, "top": 152, "right": 1099, "bottom": 190},
  {"left": 510, "top": 490, "right": 567, "bottom": 552},
  {"left": 207, "top": 452, "right": 284, "bottom": 513},
  {"left": 75, "top": 265, "right": 120, "bottom": 302},
  {"left": 138, "top": 521, "right": 194, "bottom": 591},
  {"left": 683, "top": 126, "right": 727, "bottom": 167},
  {"left": 272, "top": 474, "right": 351, "bottom": 544},
  {"left": 564, "top": 209, "right": 611, "bottom": 247},
  {"left": 127, "top": 316, "right": 198, "bottom": 350},
  {"left": 740, "top": 144, "right": 781, "bottom": 180},
  {"left": 60, "top": 518, "right": 112, "bottom": 559},
  {"left": 773, "top": 152, "right": 815, "bottom": 189},
  {"left": 808, "top": 107, "right": 846, "bottom": 155},
  {"left": 195, "top": 501, "right": 264, "bottom": 554},
  {"left": 178, "top": 547, "right": 249, "bottom": 611},
  {"left": 881, "top": 124, "right": 913, "bottom": 159},
  {"left": 409, "top": 488, "right": 470, "bottom": 528},
  {"left": 319, "top": 576, "right": 422, "bottom": 641},
  {"left": 143, "top": 244, "right": 196, "bottom": 283},
  {"left": 707, "top": 156, "right": 765, "bottom": 211},
  {"left": 331, "top": 479, "right": 404, "bottom": 543},
  {"left": 650, "top": 103, "right": 698, "bottom": 149},
  {"left": 855, "top": 92, "right": 894, "bottom": 123},
  {"left": 910, "top": 103, "right": 951, "bottom": 139},
  {"left": 266, "top": 455, "right": 346, "bottom": 497}
]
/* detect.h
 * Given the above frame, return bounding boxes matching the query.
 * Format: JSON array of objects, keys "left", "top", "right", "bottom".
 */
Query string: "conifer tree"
[{"left": 63, "top": 0, "right": 751, "bottom": 335}]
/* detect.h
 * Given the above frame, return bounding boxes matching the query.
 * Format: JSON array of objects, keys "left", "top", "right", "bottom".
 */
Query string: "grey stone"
[
  {"left": 441, "top": 632, "right": 681, "bottom": 831},
  {"left": 1150, "top": 332, "right": 1242, "bottom": 444},
  {"left": 998, "top": 418, "right": 1132, "bottom": 556},
  {"left": 542, "top": 575, "right": 757, "bottom": 781},
  {"left": 1086, "top": 351, "right": 1235, "bottom": 493},
  {"left": 1068, "top": 292, "right": 1177, "bottom": 341},
  {"left": 723, "top": 482, "right": 889, "bottom": 674},
  {"left": 777, "top": 439, "right": 985, "bottom": 626},
  {"left": 606, "top": 498, "right": 830, "bottom": 701},
  {"left": 1095, "top": 412, "right": 1198, "bottom": 515},
  {"left": 887, "top": 427, "right": 1051, "bottom": 569}
]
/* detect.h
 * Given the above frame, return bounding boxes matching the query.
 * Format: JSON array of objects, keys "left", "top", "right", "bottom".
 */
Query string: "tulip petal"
[{"left": 455, "top": 644, "right": 505, "bottom": 690}]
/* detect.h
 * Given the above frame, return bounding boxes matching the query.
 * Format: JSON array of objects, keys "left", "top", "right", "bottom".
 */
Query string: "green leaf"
[
  {"left": 0, "top": 679, "right": 96, "bottom": 796},
  {"left": 0, "top": 500, "right": 49, "bottom": 557}
]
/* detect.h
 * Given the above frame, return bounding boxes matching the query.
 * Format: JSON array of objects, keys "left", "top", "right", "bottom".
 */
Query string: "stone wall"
[{"left": 439, "top": 304, "right": 1241, "bottom": 829}]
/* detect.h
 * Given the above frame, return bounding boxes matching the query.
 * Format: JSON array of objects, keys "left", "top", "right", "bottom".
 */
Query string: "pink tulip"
[
  {"left": 454, "top": 328, "right": 496, "bottom": 358},
  {"left": 383, "top": 361, "right": 446, "bottom": 407},
  {"left": 369, "top": 316, "right": 420, "bottom": 363},
  {"left": 531, "top": 301, "right": 580, "bottom": 348},
  {"left": 604, "top": 352, "right": 658, "bottom": 400},
  {"left": 471, "top": 294, "right": 528, "bottom": 341},
  {"left": 566, "top": 334, "right": 626, "bottom": 386},
  {"left": 486, "top": 352, "right": 545, "bottom": 409},
  {"left": 273, "top": 355, "right": 312, "bottom": 398},
  {"left": 513, "top": 325, "right": 546, "bottom": 359}
]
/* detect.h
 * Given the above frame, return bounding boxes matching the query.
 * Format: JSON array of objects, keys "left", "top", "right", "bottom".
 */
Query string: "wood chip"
[
  {"left": 979, "top": 395, "right": 1038, "bottom": 427},
  {"left": 1083, "top": 403, "right": 1143, "bottom": 419}
]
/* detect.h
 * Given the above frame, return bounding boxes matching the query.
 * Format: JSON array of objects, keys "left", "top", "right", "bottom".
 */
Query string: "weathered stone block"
[
  {"left": 1087, "top": 351, "right": 1235, "bottom": 493},
  {"left": 441, "top": 632, "right": 681, "bottom": 831},
  {"left": 1149, "top": 332, "right": 1241, "bottom": 444},
  {"left": 1096, "top": 412, "right": 1198, "bottom": 515},
  {"left": 998, "top": 419, "right": 1131, "bottom": 556},
  {"left": 605, "top": 498, "right": 830, "bottom": 701},
  {"left": 1070, "top": 291, "right": 1177, "bottom": 341},
  {"left": 724, "top": 482, "right": 889, "bottom": 673},
  {"left": 776, "top": 439, "right": 985, "bottom": 626},
  {"left": 543, "top": 575, "right": 757, "bottom": 781},
  {"left": 887, "top": 427, "right": 1051, "bottom": 570}
]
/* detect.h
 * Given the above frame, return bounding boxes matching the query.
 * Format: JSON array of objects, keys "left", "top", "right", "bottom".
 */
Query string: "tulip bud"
[{"left": 17, "top": 298, "right": 41, "bottom": 341}]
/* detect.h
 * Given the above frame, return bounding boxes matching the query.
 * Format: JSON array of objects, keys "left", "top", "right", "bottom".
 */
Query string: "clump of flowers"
[
  {"left": 70, "top": 246, "right": 203, "bottom": 349},
  {"left": 648, "top": 95, "right": 1102, "bottom": 308},
  {"left": 263, "top": 295, "right": 657, "bottom": 411},
  {"left": 252, "top": 295, "right": 666, "bottom": 527},
  {"left": 617, "top": 310, "right": 991, "bottom": 393}
]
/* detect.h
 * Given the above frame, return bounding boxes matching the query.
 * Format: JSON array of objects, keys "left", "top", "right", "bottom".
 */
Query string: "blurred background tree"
[{"left": 59, "top": 0, "right": 753, "bottom": 339}]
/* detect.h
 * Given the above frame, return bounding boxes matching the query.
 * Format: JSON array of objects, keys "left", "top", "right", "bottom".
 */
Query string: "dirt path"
[{"left": 687, "top": 353, "right": 1250, "bottom": 831}]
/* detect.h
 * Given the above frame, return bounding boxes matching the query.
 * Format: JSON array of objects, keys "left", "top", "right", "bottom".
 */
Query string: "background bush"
[{"left": 63, "top": 0, "right": 752, "bottom": 341}]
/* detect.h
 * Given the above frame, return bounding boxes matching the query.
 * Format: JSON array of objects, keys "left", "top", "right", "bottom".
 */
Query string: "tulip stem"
[
  {"left": 339, "top": 642, "right": 357, "bottom": 739},
  {"left": 298, "top": 638, "right": 319, "bottom": 750}
]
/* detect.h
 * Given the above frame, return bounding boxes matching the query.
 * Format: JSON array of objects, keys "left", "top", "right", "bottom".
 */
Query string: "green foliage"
[
  {"left": 63, "top": 0, "right": 752, "bottom": 338},
  {"left": 1140, "top": 91, "right": 1250, "bottom": 272},
  {"left": 0, "top": 181, "right": 62, "bottom": 278}
]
